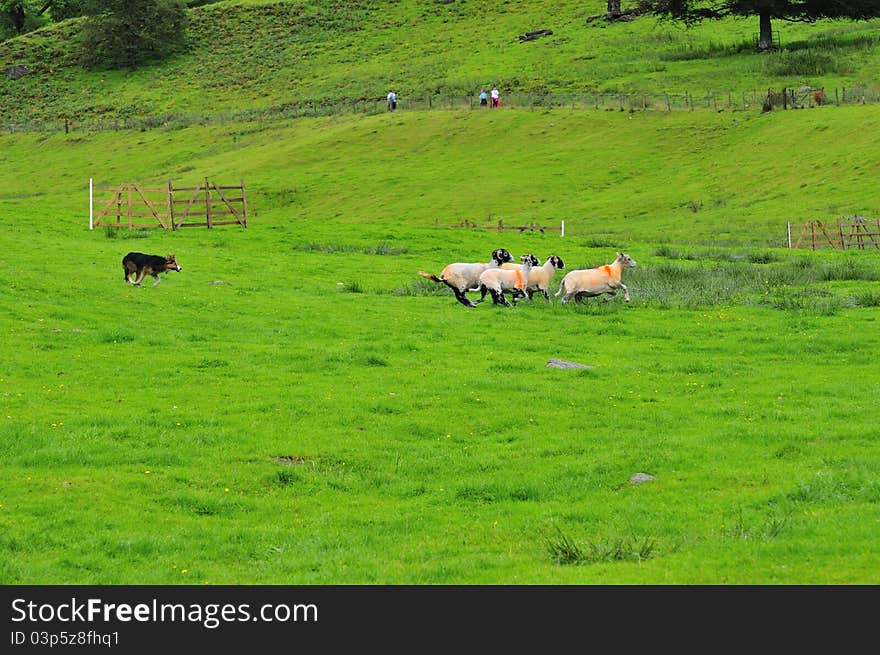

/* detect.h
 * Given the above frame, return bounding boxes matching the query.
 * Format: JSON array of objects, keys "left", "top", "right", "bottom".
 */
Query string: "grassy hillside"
[
  {"left": 1, "top": 0, "right": 880, "bottom": 124},
  {"left": 2, "top": 105, "right": 877, "bottom": 244}
]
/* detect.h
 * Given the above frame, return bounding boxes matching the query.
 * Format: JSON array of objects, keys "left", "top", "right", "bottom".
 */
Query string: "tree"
[
  {"left": 44, "top": 0, "right": 88, "bottom": 22},
  {"left": 640, "top": 0, "right": 880, "bottom": 52},
  {"left": 80, "top": 0, "right": 188, "bottom": 70},
  {"left": 0, "top": 1, "right": 34, "bottom": 35}
]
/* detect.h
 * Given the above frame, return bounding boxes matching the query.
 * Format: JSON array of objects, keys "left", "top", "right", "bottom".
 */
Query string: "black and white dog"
[{"left": 122, "top": 252, "right": 181, "bottom": 286}]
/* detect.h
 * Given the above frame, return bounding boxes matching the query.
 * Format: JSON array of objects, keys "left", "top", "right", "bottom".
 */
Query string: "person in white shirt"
[
  {"left": 490, "top": 87, "right": 500, "bottom": 108},
  {"left": 387, "top": 90, "right": 397, "bottom": 111}
]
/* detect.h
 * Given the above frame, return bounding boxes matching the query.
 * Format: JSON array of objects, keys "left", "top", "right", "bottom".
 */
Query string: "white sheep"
[
  {"left": 502, "top": 254, "right": 565, "bottom": 301},
  {"left": 555, "top": 252, "right": 637, "bottom": 304},
  {"left": 477, "top": 253, "right": 537, "bottom": 307},
  {"left": 419, "top": 248, "right": 513, "bottom": 307}
]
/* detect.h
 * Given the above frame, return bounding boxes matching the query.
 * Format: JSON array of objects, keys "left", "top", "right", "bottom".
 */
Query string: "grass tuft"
[
  {"left": 104, "top": 227, "right": 153, "bottom": 239},
  {"left": 721, "top": 508, "right": 794, "bottom": 541},
  {"left": 546, "top": 527, "right": 656, "bottom": 565},
  {"left": 391, "top": 278, "right": 450, "bottom": 296},
  {"left": 546, "top": 526, "right": 586, "bottom": 565},
  {"left": 338, "top": 280, "right": 366, "bottom": 294}
]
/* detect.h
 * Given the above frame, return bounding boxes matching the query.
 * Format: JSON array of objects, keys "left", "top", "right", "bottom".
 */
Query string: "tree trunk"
[
  {"left": 758, "top": 11, "right": 773, "bottom": 51},
  {"left": 11, "top": 2, "right": 26, "bottom": 33},
  {"left": 607, "top": 0, "right": 621, "bottom": 16}
]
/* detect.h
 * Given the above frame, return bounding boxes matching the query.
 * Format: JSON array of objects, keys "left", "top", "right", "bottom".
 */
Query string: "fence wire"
[{"left": 4, "top": 86, "right": 880, "bottom": 134}]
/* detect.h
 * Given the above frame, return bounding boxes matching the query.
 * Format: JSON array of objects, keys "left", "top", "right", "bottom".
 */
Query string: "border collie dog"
[{"left": 122, "top": 252, "right": 181, "bottom": 286}]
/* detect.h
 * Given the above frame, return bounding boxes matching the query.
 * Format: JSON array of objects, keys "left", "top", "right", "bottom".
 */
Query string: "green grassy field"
[
  {"left": 2, "top": 99, "right": 880, "bottom": 583},
  {"left": 2, "top": 0, "right": 880, "bottom": 585}
]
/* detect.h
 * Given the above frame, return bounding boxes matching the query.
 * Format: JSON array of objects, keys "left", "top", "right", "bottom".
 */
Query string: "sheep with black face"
[
  {"left": 476, "top": 253, "right": 538, "bottom": 307},
  {"left": 418, "top": 248, "right": 513, "bottom": 307},
  {"left": 502, "top": 254, "right": 565, "bottom": 301}
]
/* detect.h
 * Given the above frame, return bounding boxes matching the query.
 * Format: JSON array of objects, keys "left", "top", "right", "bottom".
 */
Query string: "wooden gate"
[
  {"left": 91, "top": 178, "right": 247, "bottom": 230},
  {"left": 787, "top": 217, "right": 880, "bottom": 250},
  {"left": 91, "top": 182, "right": 172, "bottom": 230},
  {"left": 172, "top": 178, "right": 248, "bottom": 229}
]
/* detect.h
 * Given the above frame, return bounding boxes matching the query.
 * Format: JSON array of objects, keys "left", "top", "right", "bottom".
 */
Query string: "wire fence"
[{"left": 4, "top": 85, "right": 880, "bottom": 134}]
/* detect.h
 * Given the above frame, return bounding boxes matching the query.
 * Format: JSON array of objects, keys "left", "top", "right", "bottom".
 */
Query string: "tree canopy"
[
  {"left": 642, "top": 0, "right": 880, "bottom": 51},
  {"left": 80, "top": 0, "right": 188, "bottom": 70}
]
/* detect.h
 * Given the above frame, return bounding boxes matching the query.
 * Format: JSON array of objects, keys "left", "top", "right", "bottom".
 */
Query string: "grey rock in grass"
[
  {"left": 629, "top": 473, "right": 656, "bottom": 485},
  {"left": 6, "top": 65, "right": 29, "bottom": 80},
  {"left": 547, "top": 358, "right": 595, "bottom": 370}
]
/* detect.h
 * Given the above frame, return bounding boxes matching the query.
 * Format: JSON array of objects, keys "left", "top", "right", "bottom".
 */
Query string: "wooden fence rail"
[
  {"left": 787, "top": 218, "right": 880, "bottom": 250},
  {"left": 440, "top": 218, "right": 565, "bottom": 235},
  {"left": 90, "top": 178, "right": 248, "bottom": 230}
]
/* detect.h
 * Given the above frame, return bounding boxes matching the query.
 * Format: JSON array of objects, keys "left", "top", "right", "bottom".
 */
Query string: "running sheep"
[
  {"left": 501, "top": 254, "right": 565, "bottom": 301},
  {"left": 419, "top": 248, "right": 513, "bottom": 308},
  {"left": 555, "top": 252, "right": 637, "bottom": 304},
  {"left": 477, "top": 253, "right": 538, "bottom": 307}
]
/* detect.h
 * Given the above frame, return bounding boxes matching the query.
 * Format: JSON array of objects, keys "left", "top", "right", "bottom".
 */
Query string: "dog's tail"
[{"left": 418, "top": 271, "right": 442, "bottom": 284}]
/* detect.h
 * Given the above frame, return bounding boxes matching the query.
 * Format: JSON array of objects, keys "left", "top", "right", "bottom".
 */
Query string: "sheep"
[
  {"left": 501, "top": 254, "right": 565, "bottom": 301},
  {"left": 476, "top": 253, "right": 538, "bottom": 307},
  {"left": 555, "top": 252, "right": 637, "bottom": 304},
  {"left": 418, "top": 248, "right": 513, "bottom": 308}
]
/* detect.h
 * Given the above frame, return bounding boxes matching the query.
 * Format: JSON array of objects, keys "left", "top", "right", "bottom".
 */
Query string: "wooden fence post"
[
  {"left": 241, "top": 179, "right": 248, "bottom": 228},
  {"left": 167, "top": 180, "right": 175, "bottom": 230},
  {"left": 205, "top": 177, "right": 212, "bottom": 229},
  {"left": 786, "top": 220, "right": 791, "bottom": 248},
  {"left": 127, "top": 184, "right": 133, "bottom": 230}
]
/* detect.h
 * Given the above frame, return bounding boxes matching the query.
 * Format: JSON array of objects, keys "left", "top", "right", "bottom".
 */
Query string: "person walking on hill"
[
  {"left": 479, "top": 89, "right": 488, "bottom": 106},
  {"left": 490, "top": 86, "right": 500, "bottom": 108},
  {"left": 387, "top": 90, "right": 397, "bottom": 111}
]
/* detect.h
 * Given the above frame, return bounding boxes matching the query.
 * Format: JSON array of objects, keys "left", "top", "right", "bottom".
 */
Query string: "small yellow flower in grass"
[
  {"left": 144, "top": 470, "right": 151, "bottom": 475},
  {"left": 224, "top": 488, "right": 230, "bottom": 493},
  {"left": 181, "top": 569, "right": 188, "bottom": 575}
]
